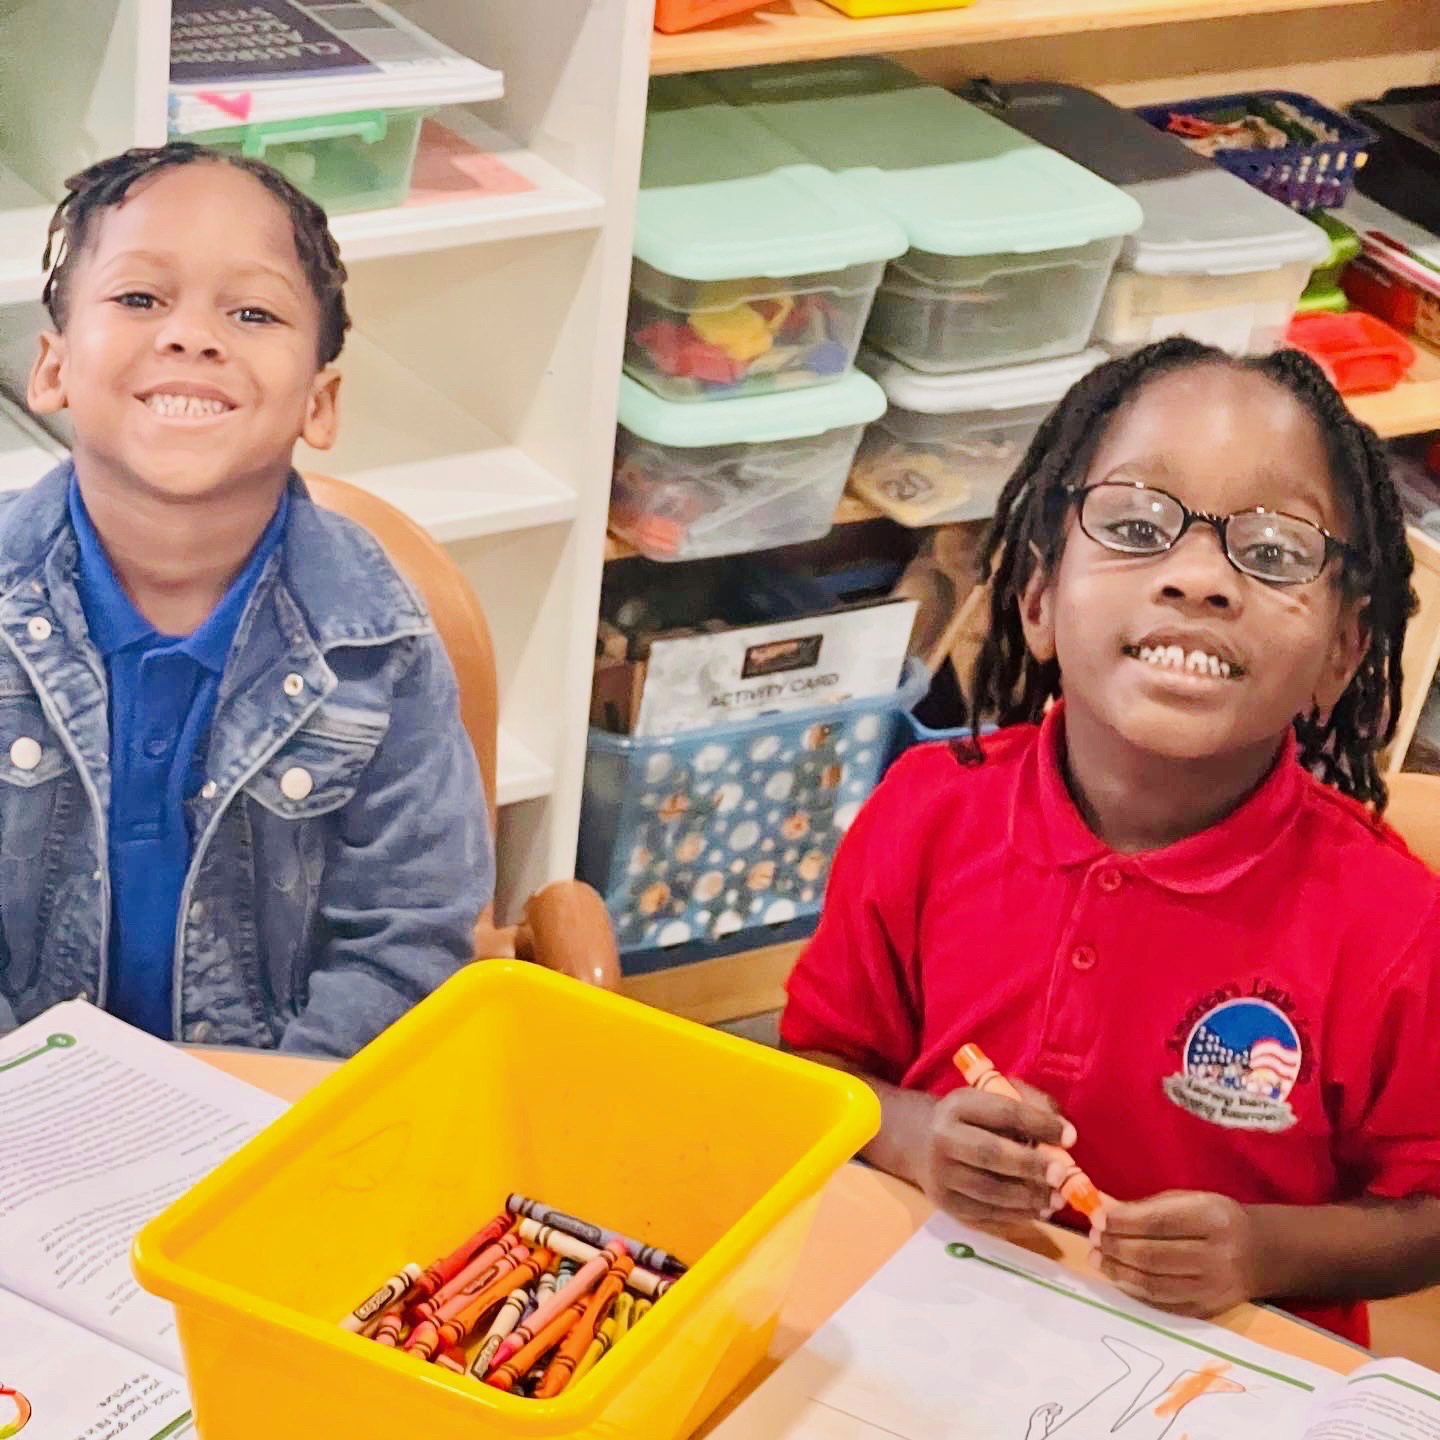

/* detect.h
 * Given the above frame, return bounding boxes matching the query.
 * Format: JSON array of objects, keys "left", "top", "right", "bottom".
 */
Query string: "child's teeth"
[
  {"left": 145, "top": 394, "right": 228, "bottom": 417},
  {"left": 1132, "top": 644, "right": 1235, "bottom": 677}
]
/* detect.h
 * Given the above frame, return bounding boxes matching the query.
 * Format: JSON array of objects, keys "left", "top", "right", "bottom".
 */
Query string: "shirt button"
[
  {"left": 9, "top": 737, "right": 41, "bottom": 771},
  {"left": 200, "top": 780, "right": 218, "bottom": 800},
  {"left": 143, "top": 735, "right": 171, "bottom": 760},
  {"left": 26, "top": 616, "right": 51, "bottom": 642},
  {"left": 280, "top": 766, "right": 314, "bottom": 801},
  {"left": 1071, "top": 945, "right": 1097, "bottom": 972},
  {"left": 1097, "top": 869, "right": 1123, "bottom": 893},
  {"left": 283, "top": 673, "right": 305, "bottom": 698}
]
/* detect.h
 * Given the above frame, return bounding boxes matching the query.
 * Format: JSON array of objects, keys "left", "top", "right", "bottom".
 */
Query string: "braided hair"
[
  {"left": 42, "top": 142, "right": 350, "bottom": 364},
  {"left": 966, "top": 336, "right": 1414, "bottom": 810}
]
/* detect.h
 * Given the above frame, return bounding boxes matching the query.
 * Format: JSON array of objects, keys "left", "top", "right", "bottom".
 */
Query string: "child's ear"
[
  {"left": 27, "top": 331, "right": 68, "bottom": 416},
  {"left": 301, "top": 368, "right": 341, "bottom": 451},
  {"left": 1313, "top": 595, "right": 1368, "bottom": 715},
  {"left": 1017, "top": 543, "right": 1058, "bottom": 664}
]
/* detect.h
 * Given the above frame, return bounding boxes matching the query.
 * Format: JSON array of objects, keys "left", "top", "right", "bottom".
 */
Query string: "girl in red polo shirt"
[{"left": 783, "top": 336, "right": 1440, "bottom": 1345}]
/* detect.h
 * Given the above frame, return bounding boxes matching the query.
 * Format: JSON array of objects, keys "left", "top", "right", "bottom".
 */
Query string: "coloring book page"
[{"left": 709, "top": 1212, "right": 1339, "bottom": 1440}]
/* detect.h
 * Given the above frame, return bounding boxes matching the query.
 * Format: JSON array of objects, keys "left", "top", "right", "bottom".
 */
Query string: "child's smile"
[
  {"left": 1122, "top": 639, "right": 1245, "bottom": 683},
  {"left": 137, "top": 381, "right": 238, "bottom": 423}
]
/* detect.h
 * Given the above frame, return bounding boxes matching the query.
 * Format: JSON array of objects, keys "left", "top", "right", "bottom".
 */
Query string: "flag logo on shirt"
[{"left": 1163, "top": 998, "right": 1302, "bottom": 1132}]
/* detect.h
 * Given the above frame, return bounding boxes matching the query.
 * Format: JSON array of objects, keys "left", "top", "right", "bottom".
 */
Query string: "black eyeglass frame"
[{"left": 1064, "top": 480, "right": 1362, "bottom": 587}]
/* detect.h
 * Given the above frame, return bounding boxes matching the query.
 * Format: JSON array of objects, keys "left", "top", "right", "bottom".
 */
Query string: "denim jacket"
[{"left": 0, "top": 465, "right": 492, "bottom": 1056}]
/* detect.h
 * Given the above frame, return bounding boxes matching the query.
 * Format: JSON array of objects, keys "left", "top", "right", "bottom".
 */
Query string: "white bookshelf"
[{"left": 0, "top": 0, "right": 652, "bottom": 920}]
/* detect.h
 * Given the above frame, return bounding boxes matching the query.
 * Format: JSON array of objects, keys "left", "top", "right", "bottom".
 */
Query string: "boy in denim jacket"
[{"left": 0, "top": 145, "right": 491, "bottom": 1055}]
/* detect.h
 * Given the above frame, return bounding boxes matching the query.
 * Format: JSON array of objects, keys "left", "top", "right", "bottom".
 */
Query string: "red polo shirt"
[{"left": 782, "top": 704, "right": 1440, "bottom": 1346}]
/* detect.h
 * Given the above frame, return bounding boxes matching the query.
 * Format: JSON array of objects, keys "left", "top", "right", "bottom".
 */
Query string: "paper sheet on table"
[{"left": 0, "top": 1003, "right": 284, "bottom": 1372}]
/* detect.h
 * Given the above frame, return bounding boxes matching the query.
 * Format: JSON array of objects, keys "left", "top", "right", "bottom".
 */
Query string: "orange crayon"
[
  {"left": 485, "top": 1300, "right": 585, "bottom": 1392},
  {"left": 410, "top": 1211, "right": 512, "bottom": 1307},
  {"left": 535, "top": 1251, "right": 634, "bottom": 1398},
  {"left": 420, "top": 1234, "right": 525, "bottom": 1322},
  {"left": 406, "top": 1248, "right": 548, "bottom": 1362},
  {"left": 486, "top": 1240, "right": 624, "bottom": 1375},
  {"left": 952, "top": 1043, "right": 1106, "bottom": 1220}
]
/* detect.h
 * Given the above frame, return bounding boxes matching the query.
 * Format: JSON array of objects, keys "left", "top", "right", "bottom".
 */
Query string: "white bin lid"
[
  {"left": 860, "top": 346, "right": 1108, "bottom": 414},
  {"left": 618, "top": 370, "right": 886, "bottom": 447},
  {"left": 990, "top": 84, "right": 1328, "bottom": 277}
]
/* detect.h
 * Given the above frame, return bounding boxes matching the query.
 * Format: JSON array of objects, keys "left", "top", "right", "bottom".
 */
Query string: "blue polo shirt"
[{"left": 69, "top": 479, "right": 290, "bottom": 1039}]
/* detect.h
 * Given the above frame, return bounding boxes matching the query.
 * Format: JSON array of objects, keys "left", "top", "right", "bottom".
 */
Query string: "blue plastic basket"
[
  {"left": 1134, "top": 90, "right": 1377, "bottom": 212},
  {"left": 580, "top": 661, "right": 929, "bottom": 972}
]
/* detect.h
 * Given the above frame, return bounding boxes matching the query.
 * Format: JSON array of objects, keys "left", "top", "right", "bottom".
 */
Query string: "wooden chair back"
[
  {"left": 1386, "top": 770, "right": 1440, "bottom": 873},
  {"left": 303, "top": 474, "right": 499, "bottom": 830}
]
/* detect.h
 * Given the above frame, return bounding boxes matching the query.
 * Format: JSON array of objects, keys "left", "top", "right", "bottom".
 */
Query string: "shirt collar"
[
  {"left": 68, "top": 475, "right": 290, "bottom": 672},
  {"left": 1008, "top": 699, "right": 1304, "bottom": 894}
]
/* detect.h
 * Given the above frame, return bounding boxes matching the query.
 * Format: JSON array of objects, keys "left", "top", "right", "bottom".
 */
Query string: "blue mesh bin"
[
  {"left": 1133, "top": 91, "right": 1376, "bottom": 212},
  {"left": 580, "top": 661, "right": 929, "bottom": 972}
]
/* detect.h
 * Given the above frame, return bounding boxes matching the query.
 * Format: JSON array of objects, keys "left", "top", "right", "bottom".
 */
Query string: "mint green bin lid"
[
  {"left": 637, "top": 76, "right": 907, "bottom": 281},
  {"left": 702, "top": 60, "right": 1143, "bottom": 258},
  {"left": 619, "top": 369, "right": 885, "bottom": 447}
]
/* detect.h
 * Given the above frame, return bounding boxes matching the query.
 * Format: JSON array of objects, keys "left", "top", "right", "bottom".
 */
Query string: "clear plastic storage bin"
[
  {"left": 188, "top": 108, "right": 432, "bottom": 214},
  {"left": 864, "top": 238, "right": 1124, "bottom": 373},
  {"left": 988, "top": 83, "right": 1329, "bottom": 355},
  {"left": 629, "top": 79, "right": 905, "bottom": 402},
  {"left": 850, "top": 347, "right": 1106, "bottom": 526},
  {"left": 611, "top": 371, "right": 885, "bottom": 561},
  {"left": 580, "top": 662, "right": 929, "bottom": 966},
  {"left": 702, "top": 61, "right": 1141, "bottom": 374}
]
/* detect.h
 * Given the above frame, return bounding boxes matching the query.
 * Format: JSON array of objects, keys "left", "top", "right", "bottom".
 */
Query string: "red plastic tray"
[{"left": 1285, "top": 311, "right": 1417, "bottom": 394}]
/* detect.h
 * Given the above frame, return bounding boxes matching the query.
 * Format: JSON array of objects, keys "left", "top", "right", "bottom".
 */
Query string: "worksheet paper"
[
  {"left": 0, "top": 1002, "right": 283, "bottom": 1374},
  {"left": 708, "top": 1213, "right": 1440, "bottom": 1440}
]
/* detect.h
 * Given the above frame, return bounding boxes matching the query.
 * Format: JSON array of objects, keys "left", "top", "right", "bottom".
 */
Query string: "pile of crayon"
[{"left": 338, "top": 1194, "right": 688, "bottom": 1399}]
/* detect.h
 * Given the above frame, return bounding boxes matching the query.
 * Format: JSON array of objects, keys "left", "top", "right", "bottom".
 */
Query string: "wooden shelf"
[
  {"left": 650, "top": 0, "right": 1385, "bottom": 75},
  {"left": 1349, "top": 336, "right": 1440, "bottom": 441},
  {"left": 620, "top": 939, "right": 803, "bottom": 1023}
]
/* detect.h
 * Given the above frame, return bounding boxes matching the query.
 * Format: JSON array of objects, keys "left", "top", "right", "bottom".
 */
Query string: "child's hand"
[
  {"left": 1090, "top": 1190, "right": 1258, "bottom": 1317},
  {"left": 917, "top": 1081, "right": 1077, "bottom": 1227}
]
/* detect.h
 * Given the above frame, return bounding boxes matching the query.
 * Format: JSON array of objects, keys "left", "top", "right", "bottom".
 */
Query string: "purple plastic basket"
[{"left": 1134, "top": 90, "right": 1378, "bottom": 212}]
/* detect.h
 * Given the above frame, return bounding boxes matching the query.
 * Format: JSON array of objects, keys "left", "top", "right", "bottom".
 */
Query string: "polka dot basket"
[{"left": 579, "top": 661, "right": 929, "bottom": 972}]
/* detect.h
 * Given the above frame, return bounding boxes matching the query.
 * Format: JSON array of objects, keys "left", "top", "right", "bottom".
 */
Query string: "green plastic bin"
[
  {"left": 702, "top": 60, "right": 1142, "bottom": 374},
  {"left": 188, "top": 107, "right": 431, "bottom": 214},
  {"left": 629, "top": 78, "right": 906, "bottom": 402}
]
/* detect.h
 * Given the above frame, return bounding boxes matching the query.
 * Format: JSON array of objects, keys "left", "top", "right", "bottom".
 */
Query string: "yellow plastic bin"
[{"left": 132, "top": 962, "right": 879, "bottom": 1440}]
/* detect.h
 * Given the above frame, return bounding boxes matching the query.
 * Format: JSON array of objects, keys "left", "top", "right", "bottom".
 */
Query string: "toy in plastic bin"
[
  {"left": 1340, "top": 229, "right": 1440, "bottom": 348},
  {"left": 630, "top": 286, "right": 854, "bottom": 398},
  {"left": 654, "top": 0, "right": 771, "bottom": 32},
  {"left": 1134, "top": 91, "right": 1376, "bottom": 211},
  {"left": 1286, "top": 312, "right": 1415, "bottom": 395}
]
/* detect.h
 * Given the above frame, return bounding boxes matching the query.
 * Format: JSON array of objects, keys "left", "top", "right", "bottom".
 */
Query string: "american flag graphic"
[
  {"left": 1249, "top": 1038, "right": 1302, "bottom": 1081},
  {"left": 1191, "top": 1022, "right": 1300, "bottom": 1094}
]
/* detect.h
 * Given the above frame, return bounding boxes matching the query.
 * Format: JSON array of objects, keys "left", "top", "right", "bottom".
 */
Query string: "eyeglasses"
[{"left": 1067, "top": 481, "right": 1360, "bottom": 586}]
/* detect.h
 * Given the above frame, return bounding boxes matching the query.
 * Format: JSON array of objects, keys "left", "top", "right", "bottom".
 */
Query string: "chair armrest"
[{"left": 472, "top": 885, "right": 621, "bottom": 991}]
